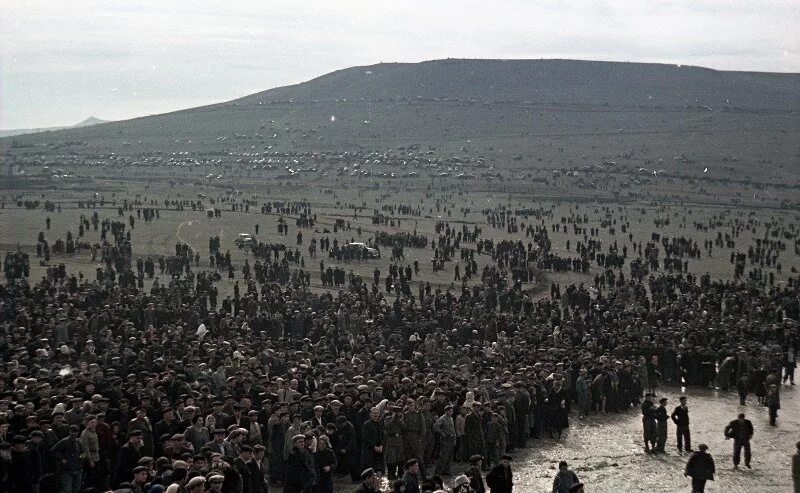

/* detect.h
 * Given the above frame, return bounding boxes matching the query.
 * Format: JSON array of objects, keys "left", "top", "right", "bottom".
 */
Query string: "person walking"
[
  {"left": 766, "top": 384, "right": 780, "bottom": 426},
  {"left": 485, "top": 454, "right": 513, "bottom": 493},
  {"left": 724, "top": 413, "right": 754, "bottom": 469},
  {"left": 552, "top": 460, "right": 579, "bottom": 493},
  {"left": 671, "top": 395, "right": 692, "bottom": 452},
  {"left": 465, "top": 454, "right": 486, "bottom": 493},
  {"left": 684, "top": 443, "right": 715, "bottom": 492}
]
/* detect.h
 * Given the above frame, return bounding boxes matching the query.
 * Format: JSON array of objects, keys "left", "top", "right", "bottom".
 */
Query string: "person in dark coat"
[
  {"left": 465, "top": 454, "right": 486, "bottom": 493},
  {"left": 284, "top": 434, "right": 316, "bottom": 493},
  {"left": 10, "top": 435, "right": 40, "bottom": 493},
  {"left": 360, "top": 407, "right": 385, "bottom": 474},
  {"left": 552, "top": 460, "right": 579, "bottom": 493},
  {"left": 335, "top": 415, "right": 360, "bottom": 482},
  {"left": 401, "top": 458, "right": 421, "bottom": 493},
  {"left": 313, "top": 435, "right": 337, "bottom": 493},
  {"left": 355, "top": 467, "right": 380, "bottom": 493},
  {"left": 766, "top": 384, "right": 780, "bottom": 426},
  {"left": 684, "top": 443, "right": 715, "bottom": 492},
  {"left": 485, "top": 454, "right": 513, "bottom": 493},
  {"left": 670, "top": 396, "right": 692, "bottom": 452},
  {"left": 653, "top": 397, "right": 669, "bottom": 453},
  {"left": 247, "top": 445, "right": 269, "bottom": 493},
  {"left": 50, "top": 425, "right": 84, "bottom": 493},
  {"left": 640, "top": 394, "right": 656, "bottom": 453},
  {"left": 724, "top": 413, "right": 754, "bottom": 469},
  {"left": 113, "top": 429, "right": 144, "bottom": 487}
]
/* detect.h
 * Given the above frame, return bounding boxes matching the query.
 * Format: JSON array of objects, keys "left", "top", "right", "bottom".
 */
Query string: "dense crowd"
[{"left": 0, "top": 202, "right": 798, "bottom": 493}]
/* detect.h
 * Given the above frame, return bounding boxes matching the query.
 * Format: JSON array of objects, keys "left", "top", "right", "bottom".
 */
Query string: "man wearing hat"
[
  {"left": 654, "top": 397, "right": 669, "bottom": 454},
  {"left": 207, "top": 474, "right": 225, "bottom": 493},
  {"left": 360, "top": 407, "right": 386, "bottom": 476},
  {"left": 185, "top": 475, "right": 206, "bottom": 493},
  {"left": 485, "top": 454, "right": 513, "bottom": 493},
  {"left": 131, "top": 465, "right": 149, "bottom": 492},
  {"left": 401, "top": 458, "right": 421, "bottom": 493},
  {"left": 113, "top": 429, "right": 144, "bottom": 487},
  {"left": 51, "top": 425, "right": 84, "bottom": 493},
  {"left": 433, "top": 405, "right": 456, "bottom": 476},
  {"left": 10, "top": 435, "right": 39, "bottom": 493},
  {"left": 384, "top": 405, "right": 406, "bottom": 480},
  {"left": 284, "top": 434, "right": 316, "bottom": 493},
  {"left": 355, "top": 467, "right": 380, "bottom": 493},
  {"left": 465, "top": 455, "right": 486, "bottom": 493},
  {"left": 684, "top": 443, "right": 715, "bottom": 492}
]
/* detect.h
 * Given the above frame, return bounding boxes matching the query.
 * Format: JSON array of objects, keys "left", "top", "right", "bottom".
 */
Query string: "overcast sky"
[{"left": 1, "top": 0, "right": 798, "bottom": 129}]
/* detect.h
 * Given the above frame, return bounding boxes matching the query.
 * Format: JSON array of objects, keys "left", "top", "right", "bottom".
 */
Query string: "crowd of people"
[{"left": 0, "top": 201, "right": 798, "bottom": 493}]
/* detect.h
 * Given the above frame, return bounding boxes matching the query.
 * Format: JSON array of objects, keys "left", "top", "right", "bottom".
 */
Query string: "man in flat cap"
[
  {"left": 284, "top": 434, "right": 315, "bottom": 493},
  {"left": 355, "top": 467, "right": 380, "bottom": 493},
  {"left": 465, "top": 454, "right": 486, "bottom": 493},
  {"left": 51, "top": 425, "right": 84, "bottom": 493},
  {"left": 113, "top": 429, "right": 143, "bottom": 487},
  {"left": 486, "top": 454, "right": 513, "bottom": 493},
  {"left": 185, "top": 475, "right": 205, "bottom": 493}
]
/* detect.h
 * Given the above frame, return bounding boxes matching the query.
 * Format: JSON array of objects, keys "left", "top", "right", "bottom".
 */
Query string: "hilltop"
[
  {"left": 2, "top": 59, "right": 798, "bottom": 186},
  {"left": 0, "top": 116, "right": 107, "bottom": 138}
]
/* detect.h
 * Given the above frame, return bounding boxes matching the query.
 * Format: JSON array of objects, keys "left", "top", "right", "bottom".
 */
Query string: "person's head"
[
  {"left": 500, "top": 454, "right": 512, "bottom": 468},
  {"left": 213, "top": 429, "right": 225, "bottom": 442},
  {"left": 317, "top": 435, "right": 330, "bottom": 451},
  {"left": 698, "top": 443, "right": 709, "bottom": 452},
  {"left": 207, "top": 475, "right": 224, "bottom": 492},
  {"left": 370, "top": 407, "right": 380, "bottom": 421},
  {"left": 392, "top": 478, "right": 406, "bottom": 493},
  {"left": 239, "top": 445, "right": 253, "bottom": 461},
  {"left": 129, "top": 430, "right": 144, "bottom": 447},
  {"left": 132, "top": 465, "right": 148, "bottom": 484},
  {"left": 659, "top": 397, "right": 667, "bottom": 406},
  {"left": 361, "top": 468, "right": 378, "bottom": 486},
  {"left": 193, "top": 455, "right": 208, "bottom": 470},
  {"left": 680, "top": 396, "right": 687, "bottom": 405},
  {"left": 186, "top": 476, "right": 206, "bottom": 493},
  {"left": 69, "top": 425, "right": 80, "bottom": 438},
  {"left": 292, "top": 434, "right": 305, "bottom": 449},
  {"left": 796, "top": 440, "right": 800, "bottom": 452},
  {"left": 559, "top": 460, "right": 568, "bottom": 471},
  {"left": 405, "top": 458, "right": 419, "bottom": 475},
  {"left": 469, "top": 454, "right": 483, "bottom": 468},
  {"left": 253, "top": 444, "right": 265, "bottom": 461},
  {"left": 11, "top": 435, "right": 26, "bottom": 451},
  {"left": 738, "top": 413, "right": 745, "bottom": 421}
]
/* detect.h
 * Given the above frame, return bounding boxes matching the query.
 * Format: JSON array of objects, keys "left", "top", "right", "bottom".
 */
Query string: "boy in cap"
[
  {"left": 356, "top": 467, "right": 380, "bottom": 493},
  {"left": 401, "top": 458, "right": 421, "bottom": 493},
  {"left": 465, "top": 454, "right": 486, "bottom": 493}
]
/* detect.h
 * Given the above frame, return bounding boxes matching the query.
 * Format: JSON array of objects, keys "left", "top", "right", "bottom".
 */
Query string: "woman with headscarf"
[
  {"left": 313, "top": 435, "right": 337, "bottom": 493},
  {"left": 184, "top": 414, "right": 210, "bottom": 452}
]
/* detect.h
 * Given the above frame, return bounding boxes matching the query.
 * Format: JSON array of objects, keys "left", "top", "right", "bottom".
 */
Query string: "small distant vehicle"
[
  {"left": 343, "top": 242, "right": 380, "bottom": 259},
  {"left": 235, "top": 233, "right": 255, "bottom": 248}
]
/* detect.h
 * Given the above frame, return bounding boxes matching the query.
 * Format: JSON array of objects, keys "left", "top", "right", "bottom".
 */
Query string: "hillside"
[{"left": 2, "top": 59, "right": 798, "bottom": 187}]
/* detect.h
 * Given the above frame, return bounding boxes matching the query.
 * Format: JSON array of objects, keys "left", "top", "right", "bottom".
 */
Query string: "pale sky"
[{"left": 1, "top": 0, "right": 798, "bottom": 129}]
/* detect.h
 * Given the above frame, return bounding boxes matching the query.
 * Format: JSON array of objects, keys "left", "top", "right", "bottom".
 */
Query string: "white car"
[
  {"left": 343, "top": 242, "right": 380, "bottom": 259},
  {"left": 235, "top": 233, "right": 255, "bottom": 248}
]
